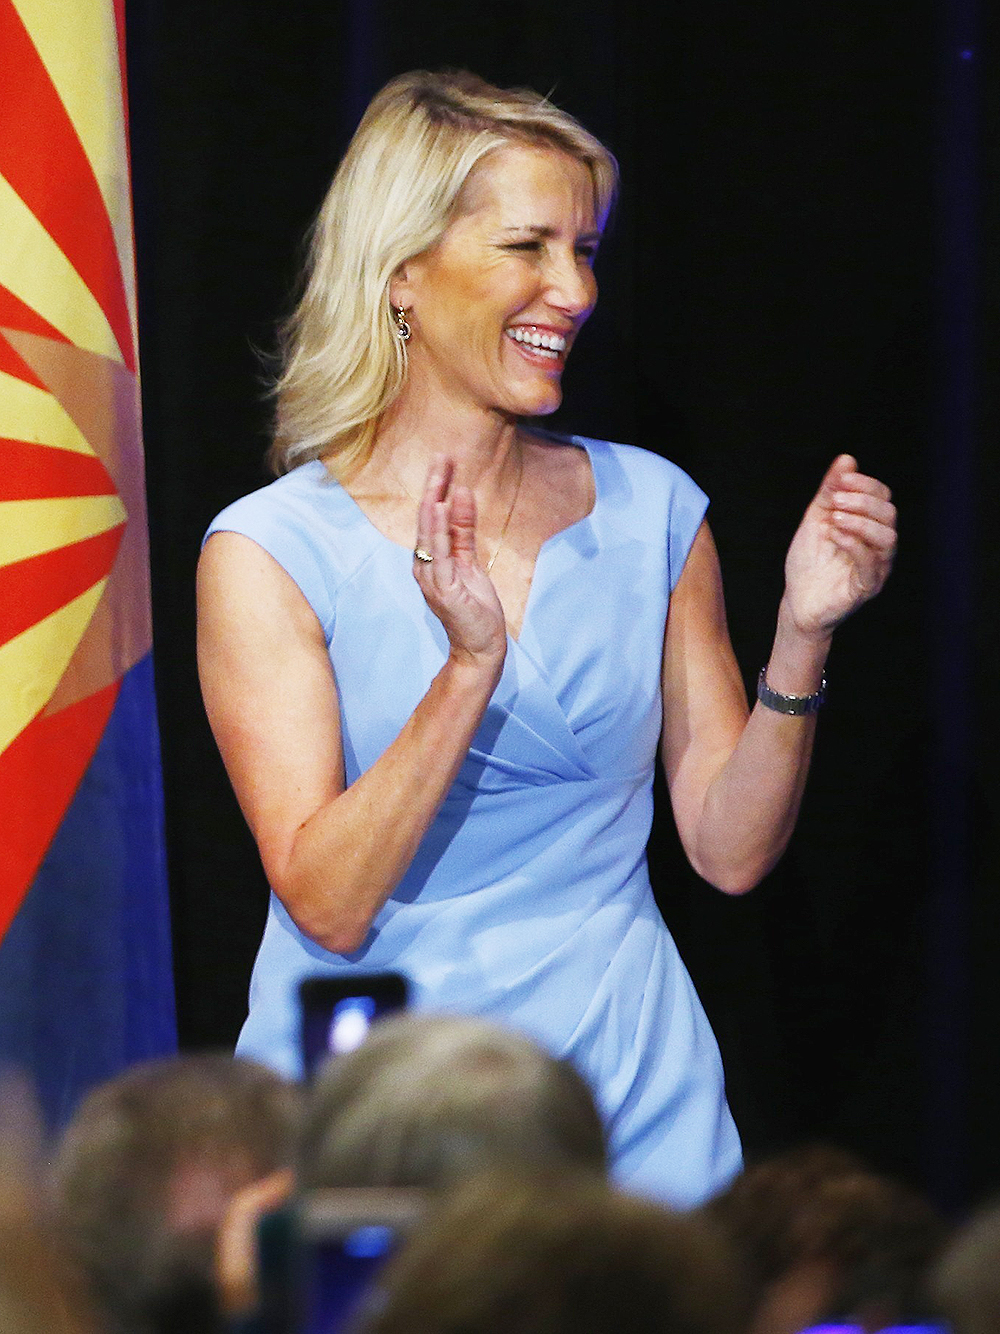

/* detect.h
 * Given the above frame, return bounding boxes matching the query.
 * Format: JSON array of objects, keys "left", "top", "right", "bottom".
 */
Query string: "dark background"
[{"left": 126, "top": 0, "right": 996, "bottom": 1212}]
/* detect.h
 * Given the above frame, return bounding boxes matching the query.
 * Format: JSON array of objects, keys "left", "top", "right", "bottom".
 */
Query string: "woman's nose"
[{"left": 544, "top": 250, "right": 596, "bottom": 317}]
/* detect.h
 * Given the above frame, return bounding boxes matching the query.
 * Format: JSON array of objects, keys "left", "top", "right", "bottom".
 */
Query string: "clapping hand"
[
  {"left": 782, "top": 454, "right": 897, "bottom": 639},
  {"left": 412, "top": 456, "right": 508, "bottom": 665}
]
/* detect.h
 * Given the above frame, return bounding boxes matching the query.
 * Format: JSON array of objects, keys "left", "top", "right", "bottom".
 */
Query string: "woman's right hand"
[{"left": 412, "top": 456, "right": 507, "bottom": 667}]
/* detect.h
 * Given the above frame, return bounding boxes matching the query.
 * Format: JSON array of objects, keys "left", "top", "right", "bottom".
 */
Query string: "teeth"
[{"left": 506, "top": 327, "right": 567, "bottom": 354}]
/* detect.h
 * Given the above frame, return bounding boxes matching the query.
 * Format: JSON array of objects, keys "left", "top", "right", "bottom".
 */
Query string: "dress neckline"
[{"left": 324, "top": 434, "right": 600, "bottom": 645}]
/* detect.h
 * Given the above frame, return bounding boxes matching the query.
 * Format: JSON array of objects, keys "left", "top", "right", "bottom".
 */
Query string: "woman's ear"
[{"left": 389, "top": 261, "right": 415, "bottom": 312}]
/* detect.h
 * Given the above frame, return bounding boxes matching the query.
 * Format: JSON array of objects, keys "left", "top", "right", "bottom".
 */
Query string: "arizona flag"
[{"left": 0, "top": 0, "right": 176, "bottom": 1123}]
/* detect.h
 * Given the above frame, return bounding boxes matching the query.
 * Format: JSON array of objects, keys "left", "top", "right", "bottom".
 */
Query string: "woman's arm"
[
  {"left": 197, "top": 461, "right": 506, "bottom": 953},
  {"left": 661, "top": 454, "right": 896, "bottom": 894}
]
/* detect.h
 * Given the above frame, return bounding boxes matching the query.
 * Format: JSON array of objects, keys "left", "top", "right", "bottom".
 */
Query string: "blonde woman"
[{"left": 198, "top": 70, "right": 896, "bottom": 1205}]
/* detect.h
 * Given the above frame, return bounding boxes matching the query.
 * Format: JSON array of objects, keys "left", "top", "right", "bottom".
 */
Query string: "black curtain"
[{"left": 126, "top": 0, "right": 997, "bottom": 1210}]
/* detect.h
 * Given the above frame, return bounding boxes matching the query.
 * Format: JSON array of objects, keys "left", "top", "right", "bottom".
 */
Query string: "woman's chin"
[{"left": 510, "top": 384, "right": 563, "bottom": 418}]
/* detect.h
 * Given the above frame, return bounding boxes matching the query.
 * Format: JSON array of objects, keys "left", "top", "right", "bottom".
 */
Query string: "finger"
[
  {"left": 834, "top": 473, "right": 893, "bottom": 504},
  {"left": 449, "top": 485, "right": 479, "bottom": 564},
  {"left": 413, "top": 497, "right": 450, "bottom": 580},
  {"left": 420, "top": 453, "right": 452, "bottom": 501},
  {"left": 418, "top": 454, "right": 454, "bottom": 527},
  {"left": 429, "top": 499, "right": 451, "bottom": 562},
  {"left": 831, "top": 491, "right": 897, "bottom": 527},
  {"left": 817, "top": 454, "right": 858, "bottom": 502},
  {"left": 830, "top": 508, "right": 898, "bottom": 553},
  {"left": 216, "top": 1170, "right": 293, "bottom": 1316},
  {"left": 417, "top": 459, "right": 446, "bottom": 544}
]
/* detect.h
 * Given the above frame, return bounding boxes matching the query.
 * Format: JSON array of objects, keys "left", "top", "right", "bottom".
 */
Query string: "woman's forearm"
[
  {"left": 691, "top": 601, "right": 831, "bottom": 894},
  {"left": 267, "top": 647, "right": 503, "bottom": 953}
]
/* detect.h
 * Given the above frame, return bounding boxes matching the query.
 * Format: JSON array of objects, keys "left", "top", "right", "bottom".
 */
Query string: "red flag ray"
[
  {"left": 0, "top": 0, "right": 135, "bottom": 371},
  {"left": 0, "top": 681, "right": 119, "bottom": 941},
  {"left": 0, "top": 333, "right": 47, "bottom": 389},
  {"left": 0, "top": 526, "right": 124, "bottom": 649},
  {"left": 0, "top": 283, "right": 72, "bottom": 342},
  {"left": 0, "top": 439, "right": 117, "bottom": 501}
]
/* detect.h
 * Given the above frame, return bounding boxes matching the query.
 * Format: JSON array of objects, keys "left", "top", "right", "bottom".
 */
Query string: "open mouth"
[{"left": 505, "top": 325, "right": 568, "bottom": 362}]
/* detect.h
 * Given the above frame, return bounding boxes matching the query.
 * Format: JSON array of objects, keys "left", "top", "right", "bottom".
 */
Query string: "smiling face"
[{"left": 391, "top": 144, "right": 602, "bottom": 422}]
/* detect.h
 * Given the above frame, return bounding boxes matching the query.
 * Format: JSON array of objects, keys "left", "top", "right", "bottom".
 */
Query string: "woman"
[{"left": 198, "top": 70, "right": 896, "bottom": 1205}]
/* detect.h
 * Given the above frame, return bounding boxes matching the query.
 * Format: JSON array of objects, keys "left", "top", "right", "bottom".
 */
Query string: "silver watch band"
[{"left": 756, "top": 667, "right": 827, "bottom": 716}]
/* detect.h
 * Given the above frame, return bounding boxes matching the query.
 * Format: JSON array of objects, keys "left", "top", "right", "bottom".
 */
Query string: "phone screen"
[
  {"left": 299, "top": 1225, "right": 397, "bottom": 1333},
  {"left": 295, "top": 1190, "right": 424, "bottom": 1334},
  {"left": 299, "top": 972, "right": 409, "bottom": 1078}
]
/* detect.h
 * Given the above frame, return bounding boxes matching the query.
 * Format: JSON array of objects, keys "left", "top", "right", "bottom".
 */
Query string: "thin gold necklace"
[
  {"left": 388, "top": 446, "right": 524, "bottom": 574},
  {"left": 484, "top": 444, "right": 523, "bottom": 573}
]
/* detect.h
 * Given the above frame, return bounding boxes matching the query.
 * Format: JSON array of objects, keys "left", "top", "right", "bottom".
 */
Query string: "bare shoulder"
[
  {"left": 668, "top": 521, "right": 726, "bottom": 616},
  {"left": 197, "top": 533, "right": 333, "bottom": 743},
  {"left": 198, "top": 530, "right": 326, "bottom": 644}
]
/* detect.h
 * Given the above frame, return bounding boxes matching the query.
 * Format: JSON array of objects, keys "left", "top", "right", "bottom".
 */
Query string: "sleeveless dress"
[{"left": 205, "top": 434, "right": 742, "bottom": 1206}]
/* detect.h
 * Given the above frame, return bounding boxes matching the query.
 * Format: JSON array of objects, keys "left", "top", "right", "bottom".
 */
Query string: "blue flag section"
[{"left": 0, "top": 655, "right": 176, "bottom": 1129}]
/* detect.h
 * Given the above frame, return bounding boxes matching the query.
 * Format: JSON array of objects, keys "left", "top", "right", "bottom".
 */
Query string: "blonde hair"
[
  {"left": 269, "top": 69, "right": 619, "bottom": 477},
  {"left": 298, "top": 1012, "right": 607, "bottom": 1189}
]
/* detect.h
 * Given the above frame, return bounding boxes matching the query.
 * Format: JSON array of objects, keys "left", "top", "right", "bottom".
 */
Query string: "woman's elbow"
[
  {"left": 294, "top": 908, "right": 370, "bottom": 956},
  {"left": 307, "top": 918, "right": 370, "bottom": 955},
  {"left": 688, "top": 848, "right": 772, "bottom": 897},
  {"left": 705, "top": 868, "right": 763, "bottom": 897},
  {"left": 270, "top": 875, "right": 371, "bottom": 956}
]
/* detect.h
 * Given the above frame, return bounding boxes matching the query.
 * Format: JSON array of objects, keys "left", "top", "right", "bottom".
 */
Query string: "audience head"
[
  {"left": 356, "top": 1170, "right": 748, "bottom": 1334},
  {"left": 299, "top": 1012, "right": 607, "bottom": 1190},
  {"left": 52, "top": 1053, "right": 299, "bottom": 1334},
  {"left": 930, "top": 1198, "right": 1000, "bottom": 1334},
  {"left": 706, "top": 1143, "right": 947, "bottom": 1334},
  {"left": 0, "top": 1072, "right": 94, "bottom": 1334}
]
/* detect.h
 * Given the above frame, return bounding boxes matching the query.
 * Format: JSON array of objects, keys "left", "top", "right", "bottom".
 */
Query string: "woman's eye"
[{"left": 502, "top": 239, "right": 598, "bottom": 262}]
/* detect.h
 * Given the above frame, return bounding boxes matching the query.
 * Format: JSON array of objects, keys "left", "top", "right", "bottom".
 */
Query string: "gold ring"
[{"left": 413, "top": 547, "right": 433, "bottom": 564}]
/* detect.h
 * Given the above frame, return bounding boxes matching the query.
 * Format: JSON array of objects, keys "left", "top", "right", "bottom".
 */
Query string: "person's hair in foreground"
[
  {"left": 298, "top": 1012, "right": 608, "bottom": 1190},
  {"left": 930, "top": 1198, "right": 1000, "bottom": 1334},
  {"left": 52, "top": 1053, "right": 299, "bottom": 1334},
  {"left": 705, "top": 1143, "right": 947, "bottom": 1334},
  {"left": 270, "top": 67, "right": 619, "bottom": 479},
  {"left": 354, "top": 1170, "right": 748, "bottom": 1334},
  {"left": 0, "top": 1074, "right": 95, "bottom": 1334}
]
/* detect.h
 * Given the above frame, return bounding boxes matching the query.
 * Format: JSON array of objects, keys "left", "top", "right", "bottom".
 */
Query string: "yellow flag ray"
[
  {"left": 10, "top": 0, "right": 137, "bottom": 335},
  {"left": 0, "top": 174, "right": 122, "bottom": 364},
  {"left": 0, "top": 579, "right": 107, "bottom": 755},
  {"left": 0, "top": 495, "right": 127, "bottom": 566},
  {"left": 0, "top": 370, "right": 94, "bottom": 455}
]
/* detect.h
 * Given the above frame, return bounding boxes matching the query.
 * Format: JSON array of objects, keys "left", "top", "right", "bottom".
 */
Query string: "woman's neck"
[{"left": 369, "top": 391, "right": 522, "bottom": 500}]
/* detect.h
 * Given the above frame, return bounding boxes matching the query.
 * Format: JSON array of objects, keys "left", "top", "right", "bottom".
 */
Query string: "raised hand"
[
  {"left": 412, "top": 456, "right": 508, "bottom": 664},
  {"left": 782, "top": 454, "right": 897, "bottom": 638}
]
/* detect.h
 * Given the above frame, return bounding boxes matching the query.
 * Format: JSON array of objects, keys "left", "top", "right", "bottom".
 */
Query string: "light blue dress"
[{"left": 205, "top": 434, "right": 742, "bottom": 1205}]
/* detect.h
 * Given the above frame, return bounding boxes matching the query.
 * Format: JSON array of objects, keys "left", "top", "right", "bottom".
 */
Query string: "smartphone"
[
  {"left": 295, "top": 1188, "right": 425, "bottom": 1334},
  {"left": 256, "top": 1189, "right": 424, "bottom": 1334},
  {"left": 299, "top": 972, "right": 409, "bottom": 1078}
]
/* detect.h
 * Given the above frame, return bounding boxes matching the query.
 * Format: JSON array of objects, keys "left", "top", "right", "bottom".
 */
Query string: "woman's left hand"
[{"left": 782, "top": 454, "right": 897, "bottom": 638}]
